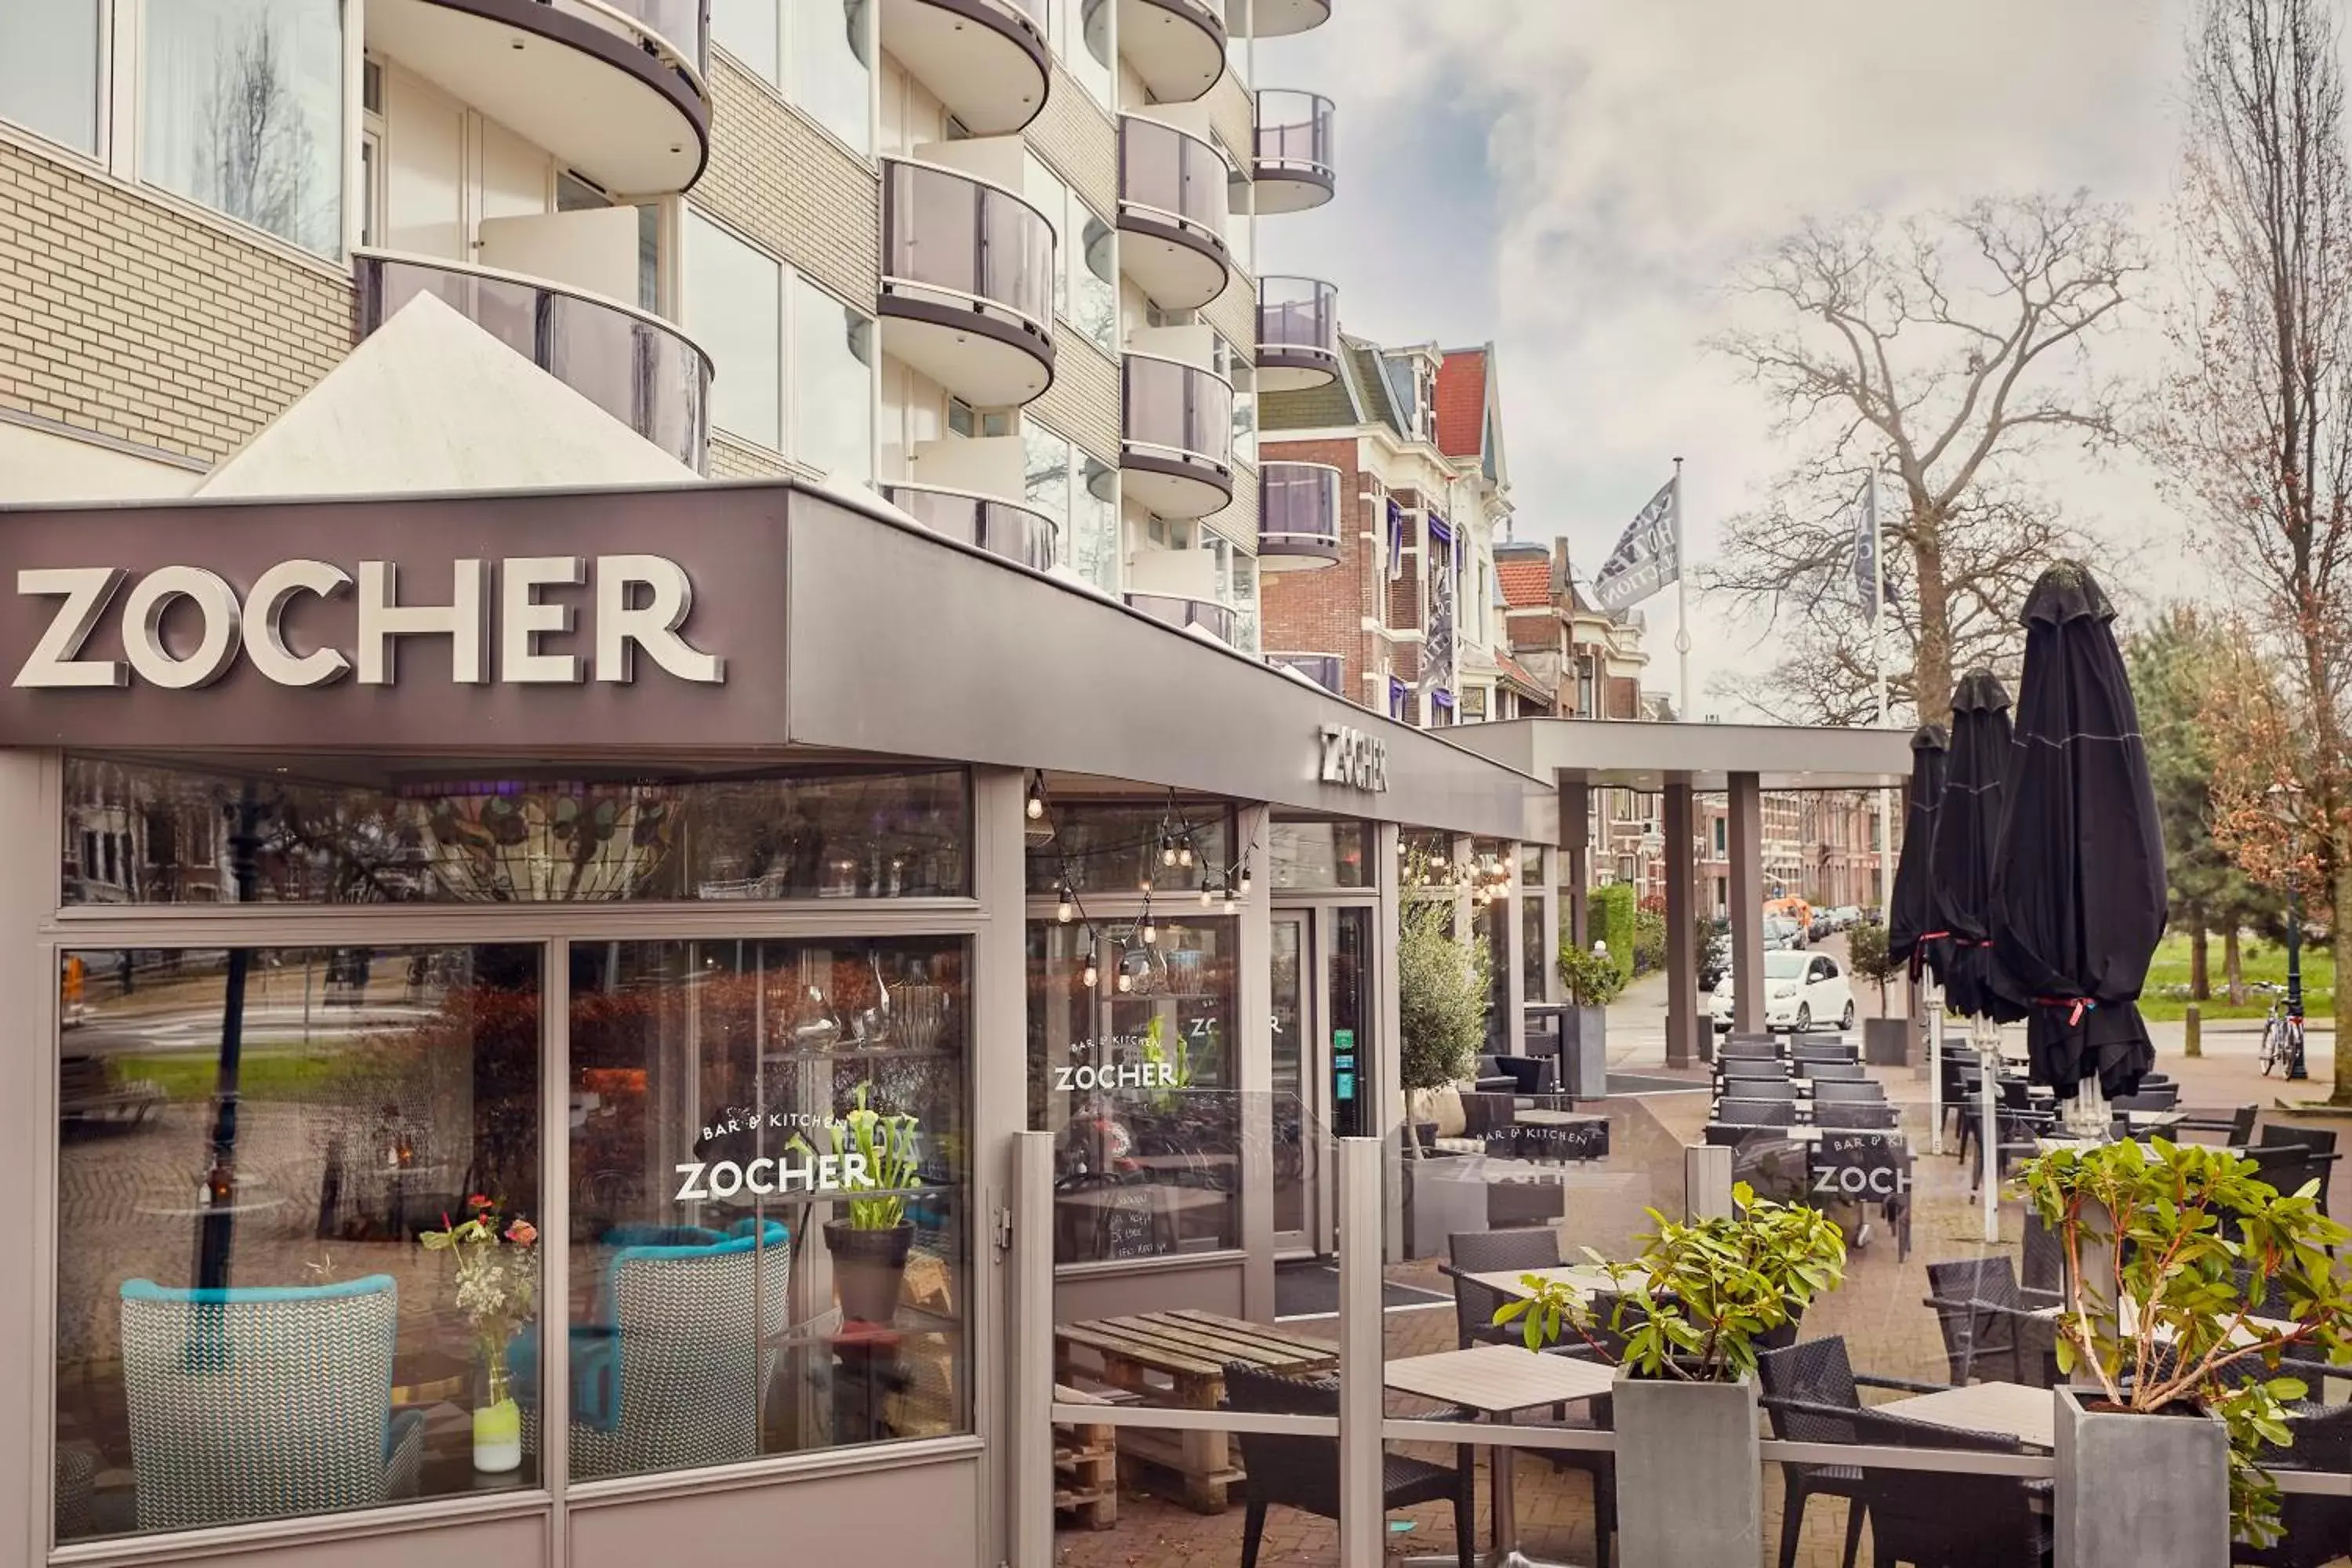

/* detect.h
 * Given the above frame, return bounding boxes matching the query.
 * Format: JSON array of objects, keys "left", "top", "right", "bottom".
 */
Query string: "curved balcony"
[
  {"left": 367, "top": 0, "right": 708, "bottom": 195},
  {"left": 1118, "top": 0, "right": 1228, "bottom": 104},
  {"left": 1258, "top": 462, "right": 1341, "bottom": 570},
  {"left": 1256, "top": 276, "right": 1339, "bottom": 392},
  {"left": 1118, "top": 115, "right": 1232, "bottom": 313},
  {"left": 877, "top": 0, "right": 1050, "bottom": 136},
  {"left": 1254, "top": 89, "right": 1335, "bottom": 214},
  {"left": 1127, "top": 591, "right": 1239, "bottom": 644},
  {"left": 880, "top": 159, "right": 1058, "bottom": 408},
  {"left": 356, "top": 249, "right": 710, "bottom": 470},
  {"left": 1225, "top": 0, "right": 1330, "bottom": 37},
  {"left": 1122, "top": 354, "right": 1234, "bottom": 520},
  {"left": 882, "top": 484, "right": 1059, "bottom": 572},
  {"left": 1269, "top": 652, "right": 1343, "bottom": 692}
]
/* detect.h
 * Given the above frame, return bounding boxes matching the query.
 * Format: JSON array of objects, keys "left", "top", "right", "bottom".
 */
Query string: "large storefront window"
[
  {"left": 565, "top": 937, "right": 971, "bottom": 1476},
  {"left": 1027, "top": 919, "right": 1240, "bottom": 1261},
  {"left": 62, "top": 758, "right": 971, "bottom": 906},
  {"left": 55, "top": 946, "right": 541, "bottom": 1541},
  {"left": 1269, "top": 818, "right": 1369, "bottom": 889},
  {"left": 1026, "top": 801, "right": 1236, "bottom": 896}
]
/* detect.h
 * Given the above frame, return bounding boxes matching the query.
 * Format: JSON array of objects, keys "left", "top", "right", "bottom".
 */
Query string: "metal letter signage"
[
  {"left": 1317, "top": 723, "right": 1388, "bottom": 793},
  {"left": 13, "top": 556, "right": 726, "bottom": 691}
]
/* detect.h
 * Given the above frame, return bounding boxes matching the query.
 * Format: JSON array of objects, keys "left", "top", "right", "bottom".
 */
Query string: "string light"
[
  {"left": 1056, "top": 884, "right": 1074, "bottom": 924},
  {"left": 1025, "top": 774, "right": 1047, "bottom": 821},
  {"left": 1160, "top": 832, "right": 1178, "bottom": 867},
  {"left": 1142, "top": 919, "right": 1158, "bottom": 945},
  {"left": 1115, "top": 953, "right": 1134, "bottom": 993},
  {"left": 1178, "top": 840, "right": 1195, "bottom": 869},
  {"left": 1081, "top": 953, "right": 1100, "bottom": 989},
  {"left": 1200, "top": 883, "right": 1216, "bottom": 908},
  {"left": 1222, "top": 888, "right": 1239, "bottom": 915},
  {"left": 1237, "top": 867, "right": 1253, "bottom": 898}
]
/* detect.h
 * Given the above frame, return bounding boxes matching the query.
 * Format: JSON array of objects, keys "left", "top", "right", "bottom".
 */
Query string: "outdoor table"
[
  {"left": 1876, "top": 1380, "right": 2056, "bottom": 1450},
  {"left": 1385, "top": 1343, "right": 1617, "bottom": 1568},
  {"left": 1465, "top": 1263, "right": 1631, "bottom": 1305},
  {"left": 1051, "top": 1308, "right": 1337, "bottom": 1512}
]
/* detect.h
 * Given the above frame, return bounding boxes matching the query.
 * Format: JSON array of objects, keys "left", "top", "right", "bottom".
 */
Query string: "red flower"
[
  {"left": 506, "top": 1219, "right": 539, "bottom": 1246},
  {"left": 467, "top": 1194, "right": 492, "bottom": 1210}
]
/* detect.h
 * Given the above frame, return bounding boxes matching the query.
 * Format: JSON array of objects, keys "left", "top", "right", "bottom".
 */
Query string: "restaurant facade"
[{"left": 0, "top": 473, "right": 1553, "bottom": 1568}]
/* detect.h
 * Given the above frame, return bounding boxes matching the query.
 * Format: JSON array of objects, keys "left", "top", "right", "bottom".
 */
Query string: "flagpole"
[{"left": 1671, "top": 456, "right": 1690, "bottom": 718}]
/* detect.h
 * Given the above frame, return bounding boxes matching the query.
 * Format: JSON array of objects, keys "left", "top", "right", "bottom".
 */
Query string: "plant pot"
[
  {"left": 1864, "top": 1016, "right": 1911, "bottom": 1066},
  {"left": 1405, "top": 1157, "right": 1487, "bottom": 1258},
  {"left": 1560, "top": 1005, "right": 1609, "bottom": 1098},
  {"left": 823, "top": 1219, "right": 914, "bottom": 1325},
  {"left": 1612, "top": 1368, "right": 1760, "bottom": 1567},
  {"left": 2054, "top": 1385, "right": 2228, "bottom": 1568}
]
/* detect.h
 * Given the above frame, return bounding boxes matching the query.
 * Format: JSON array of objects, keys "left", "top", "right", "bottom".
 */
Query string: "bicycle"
[{"left": 2253, "top": 982, "right": 2305, "bottom": 1078}]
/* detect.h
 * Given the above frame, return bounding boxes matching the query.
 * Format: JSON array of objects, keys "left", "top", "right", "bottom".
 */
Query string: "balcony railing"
[
  {"left": 1120, "top": 114, "right": 1230, "bottom": 260},
  {"left": 1127, "top": 591, "right": 1239, "bottom": 644},
  {"left": 1258, "top": 462, "right": 1341, "bottom": 567},
  {"left": 1269, "top": 652, "right": 1343, "bottom": 693},
  {"left": 593, "top": 0, "right": 706, "bottom": 71},
  {"left": 1121, "top": 353, "right": 1235, "bottom": 517},
  {"left": 1256, "top": 276, "right": 1338, "bottom": 385},
  {"left": 880, "top": 158, "right": 1057, "bottom": 405},
  {"left": 355, "top": 249, "right": 711, "bottom": 471},
  {"left": 1254, "top": 89, "right": 1336, "bottom": 212},
  {"left": 882, "top": 484, "right": 1058, "bottom": 573}
]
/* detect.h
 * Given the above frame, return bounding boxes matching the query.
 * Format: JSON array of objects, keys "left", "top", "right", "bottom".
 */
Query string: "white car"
[{"left": 1708, "top": 950, "right": 1857, "bottom": 1033}]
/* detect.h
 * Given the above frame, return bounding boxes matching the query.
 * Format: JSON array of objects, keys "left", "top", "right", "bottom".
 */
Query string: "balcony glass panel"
[
  {"left": 1119, "top": 115, "right": 1228, "bottom": 248},
  {"left": 357, "top": 253, "right": 710, "bottom": 471},
  {"left": 1123, "top": 356, "right": 1234, "bottom": 469},
  {"left": 882, "top": 160, "right": 1056, "bottom": 336},
  {"left": 1258, "top": 276, "right": 1337, "bottom": 360},
  {"left": 593, "top": 0, "right": 708, "bottom": 67},
  {"left": 884, "top": 485, "right": 1059, "bottom": 573},
  {"left": 1269, "top": 653, "right": 1343, "bottom": 695},
  {"left": 1254, "top": 88, "right": 1334, "bottom": 172},
  {"left": 1126, "top": 591, "right": 1238, "bottom": 643},
  {"left": 1261, "top": 463, "right": 1341, "bottom": 550}
]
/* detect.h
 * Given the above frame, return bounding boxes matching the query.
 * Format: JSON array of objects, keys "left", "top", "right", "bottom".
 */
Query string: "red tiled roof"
[
  {"left": 1434, "top": 349, "right": 1486, "bottom": 459},
  {"left": 1495, "top": 652, "right": 1552, "bottom": 702},
  {"left": 1496, "top": 556, "right": 1550, "bottom": 608}
]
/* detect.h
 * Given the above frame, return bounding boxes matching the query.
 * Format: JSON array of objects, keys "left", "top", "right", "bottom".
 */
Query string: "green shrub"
[
  {"left": 1846, "top": 920, "right": 1898, "bottom": 1008},
  {"left": 1632, "top": 908, "right": 1668, "bottom": 977},
  {"left": 1398, "top": 890, "right": 1490, "bottom": 1102},
  {"left": 1558, "top": 941, "right": 1628, "bottom": 1007},
  {"left": 1589, "top": 883, "right": 1638, "bottom": 985}
]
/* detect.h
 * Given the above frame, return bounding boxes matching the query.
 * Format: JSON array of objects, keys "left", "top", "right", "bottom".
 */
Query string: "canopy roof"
[{"left": 1448, "top": 717, "right": 1915, "bottom": 792}]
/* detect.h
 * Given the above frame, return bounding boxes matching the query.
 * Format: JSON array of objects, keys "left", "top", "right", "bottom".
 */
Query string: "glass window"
[
  {"left": 1026, "top": 801, "right": 1236, "bottom": 895},
  {"left": 712, "top": 0, "right": 783, "bottom": 80},
  {"left": 0, "top": 0, "right": 100, "bottom": 152},
  {"left": 1022, "top": 157, "right": 1116, "bottom": 358},
  {"left": 62, "top": 757, "right": 971, "bottom": 906},
  {"left": 1268, "top": 820, "right": 1368, "bottom": 890},
  {"left": 1022, "top": 426, "right": 1120, "bottom": 593},
  {"left": 56, "top": 945, "right": 542, "bottom": 1541},
  {"left": 790, "top": 0, "right": 872, "bottom": 154},
  {"left": 567, "top": 935, "right": 970, "bottom": 1475},
  {"left": 1051, "top": 0, "right": 1113, "bottom": 111},
  {"left": 142, "top": 0, "right": 344, "bottom": 256},
  {"left": 1027, "top": 917, "right": 1240, "bottom": 1261},
  {"left": 687, "top": 212, "right": 783, "bottom": 451},
  {"left": 794, "top": 278, "right": 875, "bottom": 484},
  {"left": 1522, "top": 887, "right": 1547, "bottom": 996}
]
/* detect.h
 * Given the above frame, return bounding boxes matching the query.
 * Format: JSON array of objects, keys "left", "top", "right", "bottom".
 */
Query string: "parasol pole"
[
  {"left": 1871, "top": 467, "right": 1893, "bottom": 920},
  {"left": 1976, "top": 1015, "right": 2002, "bottom": 1243},
  {"left": 1928, "top": 985, "right": 1944, "bottom": 1156}
]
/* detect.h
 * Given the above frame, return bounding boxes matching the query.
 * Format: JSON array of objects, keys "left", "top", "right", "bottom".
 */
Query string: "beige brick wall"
[
  {"left": 709, "top": 431, "right": 791, "bottom": 479},
  {"left": 699, "top": 54, "right": 879, "bottom": 306},
  {"left": 1025, "top": 64, "right": 1118, "bottom": 217},
  {"left": 1202, "top": 272, "right": 1257, "bottom": 358},
  {"left": 1033, "top": 331, "right": 1120, "bottom": 466},
  {"left": 1205, "top": 74, "right": 1255, "bottom": 181},
  {"left": 0, "top": 139, "right": 348, "bottom": 464}
]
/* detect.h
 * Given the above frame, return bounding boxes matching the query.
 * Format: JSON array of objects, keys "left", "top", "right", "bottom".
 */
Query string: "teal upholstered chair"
[{"left": 117, "top": 1276, "right": 422, "bottom": 1533}]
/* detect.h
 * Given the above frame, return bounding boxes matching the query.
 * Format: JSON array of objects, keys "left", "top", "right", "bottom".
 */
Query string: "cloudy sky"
[{"left": 1254, "top": 0, "right": 2200, "bottom": 717}]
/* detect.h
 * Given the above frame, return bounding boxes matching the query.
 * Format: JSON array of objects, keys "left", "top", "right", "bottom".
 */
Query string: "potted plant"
[
  {"left": 2018, "top": 1138, "right": 2352, "bottom": 1560},
  {"left": 420, "top": 1195, "right": 539, "bottom": 1473},
  {"left": 1556, "top": 938, "right": 1626, "bottom": 1098},
  {"left": 1500, "top": 1182, "right": 1846, "bottom": 1568},
  {"left": 1846, "top": 919, "right": 1909, "bottom": 1064},
  {"left": 811, "top": 1083, "right": 923, "bottom": 1325},
  {"left": 1397, "top": 877, "right": 1491, "bottom": 1255}
]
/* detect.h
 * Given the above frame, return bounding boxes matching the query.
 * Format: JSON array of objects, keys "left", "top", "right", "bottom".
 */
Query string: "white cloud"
[{"left": 1257, "top": 0, "right": 2198, "bottom": 715}]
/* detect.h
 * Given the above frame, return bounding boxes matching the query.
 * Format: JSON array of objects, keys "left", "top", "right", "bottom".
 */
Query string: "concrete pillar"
[
  {"left": 1236, "top": 804, "right": 1276, "bottom": 1321},
  {"left": 1558, "top": 778, "right": 1591, "bottom": 948},
  {"left": 1728, "top": 771, "right": 1766, "bottom": 1035},
  {"left": 1663, "top": 776, "right": 1699, "bottom": 1069},
  {"left": 1501, "top": 842, "right": 1527, "bottom": 1057},
  {"left": 1539, "top": 845, "right": 1563, "bottom": 1004}
]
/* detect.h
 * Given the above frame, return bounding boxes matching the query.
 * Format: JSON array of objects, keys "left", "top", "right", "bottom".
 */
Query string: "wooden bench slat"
[
  {"left": 1158, "top": 1309, "right": 1341, "bottom": 1364},
  {"left": 1054, "top": 1321, "right": 1225, "bottom": 1377},
  {"left": 1119, "top": 1313, "right": 1334, "bottom": 1369}
]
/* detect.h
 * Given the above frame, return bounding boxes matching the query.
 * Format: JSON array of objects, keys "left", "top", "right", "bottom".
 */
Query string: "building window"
[
  {"left": 1025, "top": 155, "right": 1117, "bottom": 358},
  {"left": 1026, "top": 802, "right": 1236, "bottom": 896},
  {"left": 56, "top": 945, "right": 543, "bottom": 1541},
  {"left": 1268, "top": 819, "right": 1369, "bottom": 889},
  {"left": 1048, "top": 0, "right": 1114, "bottom": 111},
  {"left": 713, "top": 0, "right": 874, "bottom": 155},
  {"left": 1024, "top": 423, "right": 1119, "bottom": 593},
  {"left": 142, "top": 0, "right": 345, "bottom": 256},
  {"left": 1713, "top": 817, "right": 1727, "bottom": 856},
  {"left": 948, "top": 399, "right": 1013, "bottom": 438},
  {"left": 0, "top": 0, "right": 100, "bottom": 153},
  {"left": 567, "top": 934, "right": 972, "bottom": 1475},
  {"left": 687, "top": 213, "right": 877, "bottom": 477}
]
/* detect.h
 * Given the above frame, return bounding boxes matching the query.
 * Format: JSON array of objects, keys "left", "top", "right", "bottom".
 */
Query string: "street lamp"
[{"left": 2266, "top": 781, "right": 2312, "bottom": 1080}]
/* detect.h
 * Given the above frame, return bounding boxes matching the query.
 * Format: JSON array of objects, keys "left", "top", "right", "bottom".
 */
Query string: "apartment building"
[{"left": 1254, "top": 330, "right": 1520, "bottom": 724}]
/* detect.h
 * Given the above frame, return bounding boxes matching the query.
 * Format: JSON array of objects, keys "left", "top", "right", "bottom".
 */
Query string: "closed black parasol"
[
  {"left": 1887, "top": 724, "right": 1950, "bottom": 980},
  {"left": 1989, "top": 564, "right": 2167, "bottom": 1099},
  {"left": 1931, "top": 670, "right": 2027, "bottom": 1023}
]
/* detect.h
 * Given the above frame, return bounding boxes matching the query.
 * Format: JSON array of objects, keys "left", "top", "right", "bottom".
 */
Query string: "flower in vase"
[{"left": 506, "top": 1219, "right": 538, "bottom": 1246}]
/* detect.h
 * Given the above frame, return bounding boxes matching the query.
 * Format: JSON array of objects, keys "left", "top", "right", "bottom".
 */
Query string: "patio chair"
[
  {"left": 1813, "top": 1080, "right": 1888, "bottom": 1103},
  {"left": 1221, "top": 1363, "right": 1475, "bottom": 1568},
  {"left": 1815, "top": 1102, "right": 1899, "bottom": 1131},
  {"left": 2176, "top": 1103, "right": 2260, "bottom": 1145},
  {"left": 1923, "top": 1258, "right": 2026, "bottom": 1385},
  {"left": 1844, "top": 1405, "right": 2050, "bottom": 1566},
  {"left": 1715, "top": 1079, "right": 1799, "bottom": 1102},
  {"left": 1721, "top": 1059, "right": 1795, "bottom": 1083},
  {"left": 118, "top": 1275, "right": 423, "bottom": 1533},
  {"left": 1758, "top": 1336, "right": 1954, "bottom": 1568},
  {"left": 1957, "top": 1081, "right": 2054, "bottom": 1192},
  {"left": 2234, "top": 1403, "right": 2352, "bottom": 1567},
  {"left": 530, "top": 1220, "right": 791, "bottom": 1480},
  {"left": 1806, "top": 1062, "right": 1869, "bottom": 1082},
  {"left": 2020, "top": 1211, "right": 2065, "bottom": 1305},
  {"left": 1715, "top": 1098, "right": 1798, "bottom": 1128},
  {"left": 2110, "top": 1086, "right": 2180, "bottom": 1112},
  {"left": 2245, "top": 1138, "right": 2341, "bottom": 1223},
  {"left": 1721, "top": 1038, "right": 1780, "bottom": 1062},
  {"left": 1445, "top": 1229, "right": 1560, "bottom": 1352}
]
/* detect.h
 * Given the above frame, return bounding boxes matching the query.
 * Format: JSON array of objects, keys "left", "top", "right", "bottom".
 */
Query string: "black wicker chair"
[
  {"left": 1722, "top": 1038, "right": 1781, "bottom": 1061},
  {"left": 1924, "top": 1258, "right": 2026, "bottom": 1385},
  {"left": 2234, "top": 1403, "right": 2352, "bottom": 1567},
  {"left": 1221, "top": 1363, "right": 1475, "bottom": 1568},
  {"left": 2020, "top": 1213, "right": 2066, "bottom": 1306},
  {"left": 2176, "top": 1103, "right": 2259, "bottom": 1145},
  {"left": 1817, "top": 1102, "right": 1900, "bottom": 1131},
  {"left": 1844, "top": 1405, "right": 2049, "bottom": 1566},
  {"left": 1718, "top": 1098, "right": 1799, "bottom": 1128},
  {"left": 1806, "top": 1062, "right": 1870, "bottom": 1082},
  {"left": 1758, "top": 1337, "right": 1952, "bottom": 1568}
]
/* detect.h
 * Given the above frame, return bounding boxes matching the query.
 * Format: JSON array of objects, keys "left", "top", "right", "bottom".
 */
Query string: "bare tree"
[
  {"left": 1705, "top": 194, "right": 2141, "bottom": 727},
  {"left": 202, "top": 16, "right": 327, "bottom": 253},
  {"left": 2161, "top": 0, "right": 2352, "bottom": 1102}
]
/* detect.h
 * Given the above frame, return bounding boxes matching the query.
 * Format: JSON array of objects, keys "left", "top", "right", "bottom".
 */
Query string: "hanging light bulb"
[
  {"left": 1160, "top": 833, "right": 1178, "bottom": 867},
  {"left": 1222, "top": 889, "right": 1239, "bottom": 915},
  {"left": 1238, "top": 868, "right": 1253, "bottom": 898},
  {"left": 1200, "top": 882, "right": 1216, "bottom": 908},
  {"left": 1178, "top": 840, "right": 1195, "bottom": 869},
  {"left": 1115, "top": 964, "right": 1134, "bottom": 993},
  {"left": 1142, "top": 920, "right": 1158, "bottom": 945},
  {"left": 1025, "top": 776, "right": 1046, "bottom": 820},
  {"left": 1138, "top": 874, "right": 1153, "bottom": 894},
  {"left": 1081, "top": 955, "right": 1100, "bottom": 989},
  {"left": 1057, "top": 884, "right": 1074, "bottom": 924}
]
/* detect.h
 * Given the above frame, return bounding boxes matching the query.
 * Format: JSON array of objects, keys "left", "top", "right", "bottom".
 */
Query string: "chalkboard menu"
[{"left": 1102, "top": 1183, "right": 1169, "bottom": 1261}]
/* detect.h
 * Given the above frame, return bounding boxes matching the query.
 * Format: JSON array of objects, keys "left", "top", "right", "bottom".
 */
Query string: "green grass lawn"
[
  {"left": 111, "top": 1051, "right": 350, "bottom": 1104},
  {"left": 2138, "top": 931, "right": 2335, "bottom": 1022}
]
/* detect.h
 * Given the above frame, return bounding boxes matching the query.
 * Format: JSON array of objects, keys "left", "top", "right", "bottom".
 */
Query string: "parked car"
[
  {"left": 1808, "top": 915, "right": 1834, "bottom": 943},
  {"left": 1708, "top": 950, "right": 1857, "bottom": 1033},
  {"left": 1828, "top": 906, "right": 1862, "bottom": 931},
  {"left": 1698, "top": 932, "right": 1730, "bottom": 991},
  {"left": 1762, "top": 915, "right": 1800, "bottom": 951}
]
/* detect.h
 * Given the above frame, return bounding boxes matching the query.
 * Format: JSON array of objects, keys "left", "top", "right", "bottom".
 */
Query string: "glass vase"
[{"left": 474, "top": 1340, "right": 522, "bottom": 1474}]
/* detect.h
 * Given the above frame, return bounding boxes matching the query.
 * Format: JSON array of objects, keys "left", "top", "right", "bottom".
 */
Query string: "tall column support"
[
  {"left": 1559, "top": 779, "right": 1592, "bottom": 949},
  {"left": 1663, "top": 776, "right": 1699, "bottom": 1068},
  {"left": 1727, "top": 771, "right": 1766, "bottom": 1036}
]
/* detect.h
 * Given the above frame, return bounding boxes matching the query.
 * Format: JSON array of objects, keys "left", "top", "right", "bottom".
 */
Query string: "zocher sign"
[{"left": 1317, "top": 723, "right": 1388, "bottom": 793}]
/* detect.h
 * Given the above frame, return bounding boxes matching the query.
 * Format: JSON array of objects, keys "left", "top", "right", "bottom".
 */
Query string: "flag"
[
  {"left": 1851, "top": 474, "right": 1880, "bottom": 617},
  {"left": 1592, "top": 476, "right": 1680, "bottom": 613}
]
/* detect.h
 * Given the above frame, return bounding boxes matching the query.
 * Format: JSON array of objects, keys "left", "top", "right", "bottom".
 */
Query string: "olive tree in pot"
[
  {"left": 1845, "top": 920, "right": 1910, "bottom": 1065},
  {"left": 1398, "top": 887, "right": 1490, "bottom": 1254},
  {"left": 1501, "top": 1183, "right": 1847, "bottom": 1568},
  {"left": 1555, "top": 940, "right": 1626, "bottom": 1100},
  {"left": 2018, "top": 1138, "right": 2352, "bottom": 1563}
]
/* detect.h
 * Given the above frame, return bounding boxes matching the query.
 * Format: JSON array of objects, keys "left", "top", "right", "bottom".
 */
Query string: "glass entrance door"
[{"left": 1270, "top": 913, "right": 1316, "bottom": 1254}]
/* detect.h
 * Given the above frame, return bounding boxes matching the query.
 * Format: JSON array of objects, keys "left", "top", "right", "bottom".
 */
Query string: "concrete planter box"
[
  {"left": 2055, "top": 1385, "right": 2229, "bottom": 1568},
  {"left": 1404, "top": 1155, "right": 1487, "bottom": 1258},
  {"left": 1560, "top": 1004, "right": 1609, "bottom": 1098},
  {"left": 1864, "top": 1016, "right": 1911, "bottom": 1066},
  {"left": 1613, "top": 1369, "right": 1761, "bottom": 1567}
]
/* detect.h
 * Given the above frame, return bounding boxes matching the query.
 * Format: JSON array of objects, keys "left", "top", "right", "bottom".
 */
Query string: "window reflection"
[{"left": 1025, "top": 801, "right": 1235, "bottom": 895}]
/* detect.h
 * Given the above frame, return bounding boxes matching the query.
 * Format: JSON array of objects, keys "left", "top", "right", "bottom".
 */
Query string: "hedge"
[{"left": 1588, "top": 883, "right": 1638, "bottom": 987}]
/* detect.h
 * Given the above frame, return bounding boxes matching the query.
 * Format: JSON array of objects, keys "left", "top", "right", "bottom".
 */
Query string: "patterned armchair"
[
  {"left": 117, "top": 1276, "right": 423, "bottom": 1533},
  {"left": 526, "top": 1221, "right": 791, "bottom": 1480}
]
